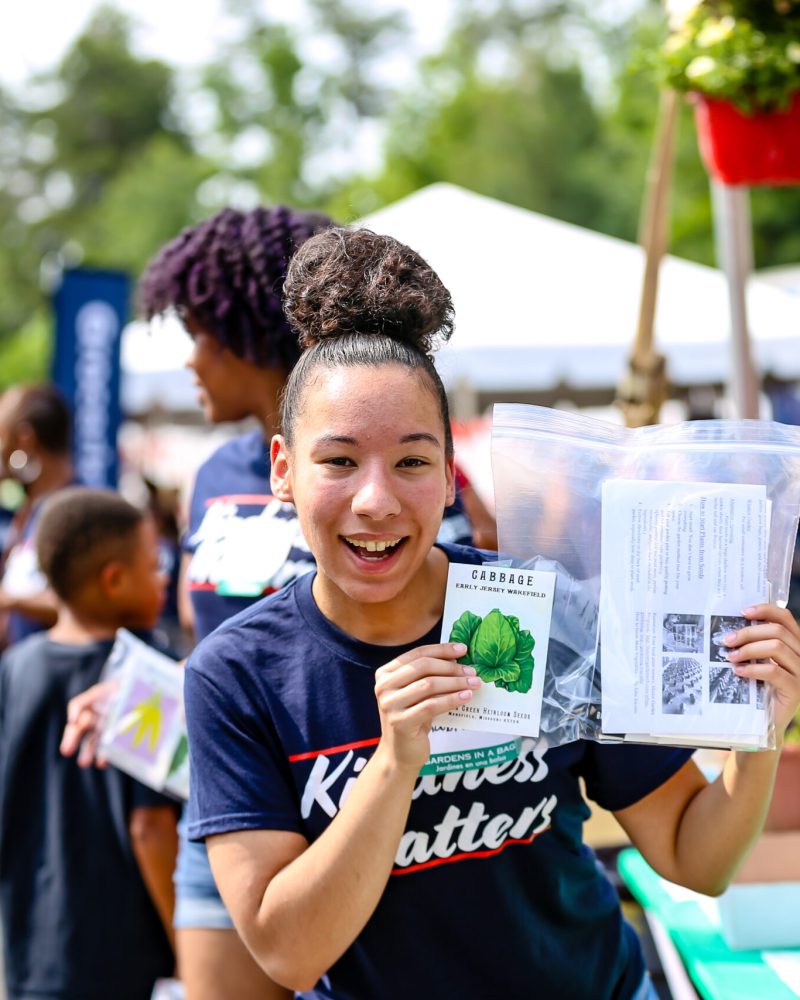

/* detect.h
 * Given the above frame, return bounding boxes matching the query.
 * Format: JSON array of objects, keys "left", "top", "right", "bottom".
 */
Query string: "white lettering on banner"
[
  {"left": 74, "top": 301, "right": 119, "bottom": 487},
  {"left": 298, "top": 737, "right": 557, "bottom": 870}
]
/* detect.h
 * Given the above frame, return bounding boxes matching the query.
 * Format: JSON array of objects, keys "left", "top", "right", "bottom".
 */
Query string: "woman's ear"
[
  {"left": 270, "top": 434, "right": 294, "bottom": 502},
  {"left": 445, "top": 456, "right": 456, "bottom": 508},
  {"left": 14, "top": 421, "right": 36, "bottom": 454}
]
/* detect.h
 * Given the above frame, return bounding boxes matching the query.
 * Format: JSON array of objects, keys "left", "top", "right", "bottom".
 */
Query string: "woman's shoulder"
[{"left": 185, "top": 581, "right": 302, "bottom": 674}]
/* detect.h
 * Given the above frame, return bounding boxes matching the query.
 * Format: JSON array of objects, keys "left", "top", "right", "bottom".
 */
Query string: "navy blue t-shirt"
[
  {"left": 186, "top": 543, "right": 692, "bottom": 1000},
  {"left": 183, "top": 430, "right": 474, "bottom": 640},
  {"left": 0, "top": 634, "right": 175, "bottom": 1000}
]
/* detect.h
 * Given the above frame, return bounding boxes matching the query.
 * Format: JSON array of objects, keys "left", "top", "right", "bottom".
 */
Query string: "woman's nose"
[{"left": 351, "top": 472, "right": 401, "bottom": 520}]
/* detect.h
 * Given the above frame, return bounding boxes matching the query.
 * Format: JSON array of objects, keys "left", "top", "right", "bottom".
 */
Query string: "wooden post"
[
  {"left": 616, "top": 88, "right": 678, "bottom": 428},
  {"left": 710, "top": 181, "right": 760, "bottom": 419}
]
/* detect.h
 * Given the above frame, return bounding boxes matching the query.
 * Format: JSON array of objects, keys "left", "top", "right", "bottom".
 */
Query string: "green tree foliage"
[
  {"left": 28, "top": 7, "right": 186, "bottom": 223},
  {"left": 3, "top": 0, "right": 800, "bottom": 388},
  {"left": 0, "top": 313, "right": 50, "bottom": 391},
  {"left": 199, "top": 0, "right": 411, "bottom": 206},
  {"left": 0, "top": 5, "right": 205, "bottom": 371}
]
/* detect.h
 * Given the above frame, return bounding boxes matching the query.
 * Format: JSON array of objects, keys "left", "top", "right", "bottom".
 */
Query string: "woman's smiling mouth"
[{"left": 342, "top": 536, "right": 407, "bottom": 561}]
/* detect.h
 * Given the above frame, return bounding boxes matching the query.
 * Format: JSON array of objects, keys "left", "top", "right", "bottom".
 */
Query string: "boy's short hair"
[{"left": 37, "top": 488, "right": 145, "bottom": 602}]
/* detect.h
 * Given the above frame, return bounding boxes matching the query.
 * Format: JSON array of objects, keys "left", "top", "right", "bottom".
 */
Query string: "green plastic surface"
[{"left": 617, "top": 849, "right": 798, "bottom": 1000}]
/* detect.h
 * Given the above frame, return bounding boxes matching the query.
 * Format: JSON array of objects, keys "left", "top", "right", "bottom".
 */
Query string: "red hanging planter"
[{"left": 693, "top": 92, "right": 800, "bottom": 186}]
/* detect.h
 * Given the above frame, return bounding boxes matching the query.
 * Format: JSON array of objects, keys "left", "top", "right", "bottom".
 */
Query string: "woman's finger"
[
  {"left": 397, "top": 689, "right": 482, "bottom": 729},
  {"left": 742, "top": 604, "right": 800, "bottom": 642},
  {"left": 377, "top": 657, "right": 474, "bottom": 697},
  {"left": 727, "top": 638, "right": 800, "bottom": 673},
  {"left": 378, "top": 643, "right": 467, "bottom": 676},
  {"left": 380, "top": 673, "right": 481, "bottom": 713},
  {"left": 726, "top": 622, "right": 800, "bottom": 662}
]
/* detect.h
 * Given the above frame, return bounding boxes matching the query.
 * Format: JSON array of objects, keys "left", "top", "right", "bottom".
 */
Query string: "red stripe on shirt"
[
  {"left": 390, "top": 826, "right": 550, "bottom": 876},
  {"left": 288, "top": 737, "right": 381, "bottom": 763},
  {"left": 187, "top": 582, "right": 277, "bottom": 596}
]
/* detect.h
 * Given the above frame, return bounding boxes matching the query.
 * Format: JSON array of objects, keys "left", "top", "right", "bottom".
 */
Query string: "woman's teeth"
[{"left": 345, "top": 537, "right": 402, "bottom": 554}]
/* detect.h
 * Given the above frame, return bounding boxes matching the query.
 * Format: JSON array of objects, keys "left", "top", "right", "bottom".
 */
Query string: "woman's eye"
[
  {"left": 399, "top": 457, "right": 427, "bottom": 468},
  {"left": 326, "top": 456, "right": 354, "bottom": 467}
]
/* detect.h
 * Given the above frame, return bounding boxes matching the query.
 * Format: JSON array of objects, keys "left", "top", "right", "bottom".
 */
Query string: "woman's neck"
[
  {"left": 312, "top": 546, "right": 450, "bottom": 646},
  {"left": 25, "top": 454, "right": 73, "bottom": 502}
]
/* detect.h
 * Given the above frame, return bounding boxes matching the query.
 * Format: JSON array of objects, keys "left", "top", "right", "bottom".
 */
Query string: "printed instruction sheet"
[{"left": 600, "top": 480, "right": 769, "bottom": 740}]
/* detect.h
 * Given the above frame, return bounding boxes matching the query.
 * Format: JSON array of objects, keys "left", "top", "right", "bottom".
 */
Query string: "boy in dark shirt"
[{"left": 0, "top": 488, "right": 178, "bottom": 1000}]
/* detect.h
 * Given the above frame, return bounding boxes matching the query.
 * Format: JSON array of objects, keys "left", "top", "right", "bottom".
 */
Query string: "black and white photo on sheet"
[
  {"left": 661, "top": 656, "right": 703, "bottom": 715},
  {"left": 662, "top": 613, "right": 705, "bottom": 654}
]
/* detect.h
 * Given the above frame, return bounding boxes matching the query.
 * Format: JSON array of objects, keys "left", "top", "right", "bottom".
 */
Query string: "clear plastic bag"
[{"left": 492, "top": 404, "right": 800, "bottom": 750}]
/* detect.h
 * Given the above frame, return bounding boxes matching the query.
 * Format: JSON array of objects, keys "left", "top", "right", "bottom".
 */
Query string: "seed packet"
[
  {"left": 99, "top": 630, "right": 187, "bottom": 795},
  {"left": 438, "top": 562, "right": 556, "bottom": 738}
]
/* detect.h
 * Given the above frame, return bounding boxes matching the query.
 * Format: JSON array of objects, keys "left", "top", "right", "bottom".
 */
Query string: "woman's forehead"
[
  {"left": 298, "top": 365, "right": 443, "bottom": 436},
  {"left": 306, "top": 364, "right": 435, "bottom": 406}
]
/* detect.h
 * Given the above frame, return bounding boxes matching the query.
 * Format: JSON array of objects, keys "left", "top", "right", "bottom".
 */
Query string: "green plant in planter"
[{"left": 654, "top": 1, "right": 800, "bottom": 112}]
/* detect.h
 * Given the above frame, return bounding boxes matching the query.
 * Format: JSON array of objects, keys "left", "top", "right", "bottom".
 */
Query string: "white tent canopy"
[
  {"left": 121, "top": 314, "right": 197, "bottom": 414},
  {"left": 360, "top": 183, "right": 800, "bottom": 392},
  {"left": 120, "top": 183, "right": 800, "bottom": 412}
]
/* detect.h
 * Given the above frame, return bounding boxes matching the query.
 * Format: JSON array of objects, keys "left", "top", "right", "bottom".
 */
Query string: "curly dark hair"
[
  {"left": 284, "top": 227, "right": 454, "bottom": 357},
  {"left": 137, "top": 205, "right": 333, "bottom": 371},
  {"left": 281, "top": 227, "right": 455, "bottom": 457}
]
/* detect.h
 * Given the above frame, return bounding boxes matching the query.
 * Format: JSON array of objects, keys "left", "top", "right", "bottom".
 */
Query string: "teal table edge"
[{"left": 617, "top": 848, "right": 798, "bottom": 1000}]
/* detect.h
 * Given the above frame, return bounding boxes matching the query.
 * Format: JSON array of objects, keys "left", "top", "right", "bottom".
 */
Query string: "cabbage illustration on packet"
[{"left": 449, "top": 608, "right": 535, "bottom": 693}]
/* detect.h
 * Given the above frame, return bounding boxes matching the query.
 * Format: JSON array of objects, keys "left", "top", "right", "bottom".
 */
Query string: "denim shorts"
[
  {"left": 173, "top": 812, "right": 235, "bottom": 930},
  {"left": 632, "top": 973, "right": 660, "bottom": 1000}
]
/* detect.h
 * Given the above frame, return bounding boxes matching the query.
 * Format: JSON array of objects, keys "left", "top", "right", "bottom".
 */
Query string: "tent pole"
[
  {"left": 616, "top": 88, "right": 677, "bottom": 427},
  {"left": 710, "top": 181, "right": 760, "bottom": 419}
]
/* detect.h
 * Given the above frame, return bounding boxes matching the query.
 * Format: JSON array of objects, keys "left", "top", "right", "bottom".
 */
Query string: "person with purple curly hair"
[
  {"left": 140, "top": 205, "right": 335, "bottom": 1000},
  {"left": 64, "top": 206, "right": 474, "bottom": 1000}
]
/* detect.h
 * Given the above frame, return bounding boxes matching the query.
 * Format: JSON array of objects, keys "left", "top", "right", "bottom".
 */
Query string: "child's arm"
[
  {"left": 130, "top": 805, "right": 179, "bottom": 953},
  {"left": 616, "top": 603, "right": 800, "bottom": 896}
]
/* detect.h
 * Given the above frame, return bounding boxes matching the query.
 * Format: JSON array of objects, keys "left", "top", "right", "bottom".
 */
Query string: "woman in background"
[{"left": 0, "top": 383, "right": 73, "bottom": 649}]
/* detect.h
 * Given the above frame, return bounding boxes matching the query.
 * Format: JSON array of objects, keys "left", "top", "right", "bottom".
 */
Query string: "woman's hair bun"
[{"left": 283, "top": 227, "right": 454, "bottom": 356}]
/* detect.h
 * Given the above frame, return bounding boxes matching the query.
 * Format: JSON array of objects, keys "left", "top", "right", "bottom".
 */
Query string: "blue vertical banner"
[{"left": 52, "top": 267, "right": 130, "bottom": 489}]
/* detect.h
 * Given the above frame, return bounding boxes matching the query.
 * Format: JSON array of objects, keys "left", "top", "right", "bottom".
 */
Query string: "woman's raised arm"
[
  {"left": 206, "top": 641, "right": 479, "bottom": 991},
  {"left": 615, "top": 603, "right": 800, "bottom": 896}
]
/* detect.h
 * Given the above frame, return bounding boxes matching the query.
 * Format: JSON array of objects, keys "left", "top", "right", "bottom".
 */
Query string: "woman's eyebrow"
[
  {"left": 400, "top": 433, "right": 441, "bottom": 448},
  {"left": 314, "top": 432, "right": 441, "bottom": 448},
  {"left": 316, "top": 434, "right": 358, "bottom": 445}
]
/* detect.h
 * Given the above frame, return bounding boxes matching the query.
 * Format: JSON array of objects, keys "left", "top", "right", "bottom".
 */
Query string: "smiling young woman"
[
  {"left": 270, "top": 364, "right": 455, "bottom": 643},
  {"left": 184, "top": 227, "right": 800, "bottom": 1000}
]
